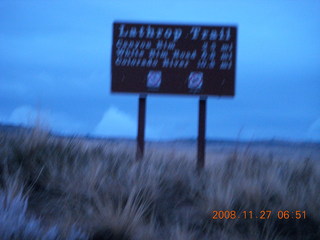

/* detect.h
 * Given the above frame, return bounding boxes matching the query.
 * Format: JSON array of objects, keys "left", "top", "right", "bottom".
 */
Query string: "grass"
[{"left": 0, "top": 126, "right": 319, "bottom": 239}]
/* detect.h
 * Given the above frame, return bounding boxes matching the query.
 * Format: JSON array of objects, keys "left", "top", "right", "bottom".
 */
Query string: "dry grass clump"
[
  {"left": 0, "top": 126, "right": 319, "bottom": 239},
  {"left": 0, "top": 171, "right": 87, "bottom": 240}
]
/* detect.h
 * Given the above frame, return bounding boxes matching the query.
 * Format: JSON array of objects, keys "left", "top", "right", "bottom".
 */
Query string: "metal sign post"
[
  {"left": 197, "top": 96, "right": 207, "bottom": 170},
  {"left": 136, "top": 94, "right": 146, "bottom": 160}
]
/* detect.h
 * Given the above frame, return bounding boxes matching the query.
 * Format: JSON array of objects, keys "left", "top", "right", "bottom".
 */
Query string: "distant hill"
[
  {"left": 0, "top": 123, "right": 33, "bottom": 134},
  {"left": 0, "top": 123, "right": 319, "bottom": 148}
]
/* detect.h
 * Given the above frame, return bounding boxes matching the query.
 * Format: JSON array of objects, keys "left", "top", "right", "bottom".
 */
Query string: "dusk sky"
[{"left": 1, "top": 0, "right": 319, "bottom": 141}]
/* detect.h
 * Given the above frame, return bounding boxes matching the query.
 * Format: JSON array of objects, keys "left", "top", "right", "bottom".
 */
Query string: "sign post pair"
[{"left": 111, "top": 22, "right": 237, "bottom": 169}]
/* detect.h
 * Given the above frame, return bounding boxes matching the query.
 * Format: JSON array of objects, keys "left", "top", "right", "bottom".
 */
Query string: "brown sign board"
[{"left": 111, "top": 22, "right": 237, "bottom": 96}]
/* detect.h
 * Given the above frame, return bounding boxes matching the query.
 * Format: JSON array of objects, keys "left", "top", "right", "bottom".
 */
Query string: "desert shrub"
[
  {"left": 0, "top": 126, "right": 319, "bottom": 240},
  {"left": 0, "top": 174, "right": 88, "bottom": 240}
]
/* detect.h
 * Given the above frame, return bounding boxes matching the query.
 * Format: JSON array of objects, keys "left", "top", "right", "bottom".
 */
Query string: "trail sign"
[
  {"left": 110, "top": 21, "right": 238, "bottom": 169},
  {"left": 111, "top": 22, "right": 237, "bottom": 96}
]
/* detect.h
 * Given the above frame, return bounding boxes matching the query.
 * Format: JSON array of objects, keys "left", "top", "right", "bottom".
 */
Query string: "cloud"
[
  {"left": 308, "top": 118, "right": 320, "bottom": 141},
  {"left": 0, "top": 114, "right": 6, "bottom": 123},
  {"left": 94, "top": 106, "right": 136, "bottom": 137},
  {"left": 5, "top": 105, "right": 161, "bottom": 138},
  {"left": 6, "top": 105, "right": 88, "bottom": 134},
  {"left": 8, "top": 105, "right": 50, "bottom": 127},
  {"left": 93, "top": 106, "right": 161, "bottom": 139}
]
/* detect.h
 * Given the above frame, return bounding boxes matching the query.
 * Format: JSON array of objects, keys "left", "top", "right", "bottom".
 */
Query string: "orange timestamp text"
[{"left": 212, "top": 210, "right": 307, "bottom": 220}]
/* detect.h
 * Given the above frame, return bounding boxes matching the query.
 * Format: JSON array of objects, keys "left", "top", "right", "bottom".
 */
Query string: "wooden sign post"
[
  {"left": 136, "top": 94, "right": 146, "bottom": 160},
  {"left": 197, "top": 96, "right": 207, "bottom": 169}
]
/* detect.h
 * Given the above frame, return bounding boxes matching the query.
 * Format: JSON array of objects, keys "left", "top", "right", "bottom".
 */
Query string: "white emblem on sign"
[
  {"left": 147, "top": 71, "right": 162, "bottom": 89},
  {"left": 188, "top": 72, "right": 203, "bottom": 90}
]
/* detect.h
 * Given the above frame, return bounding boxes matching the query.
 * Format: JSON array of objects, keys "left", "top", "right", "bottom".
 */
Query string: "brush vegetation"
[{"left": 0, "top": 126, "right": 319, "bottom": 240}]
